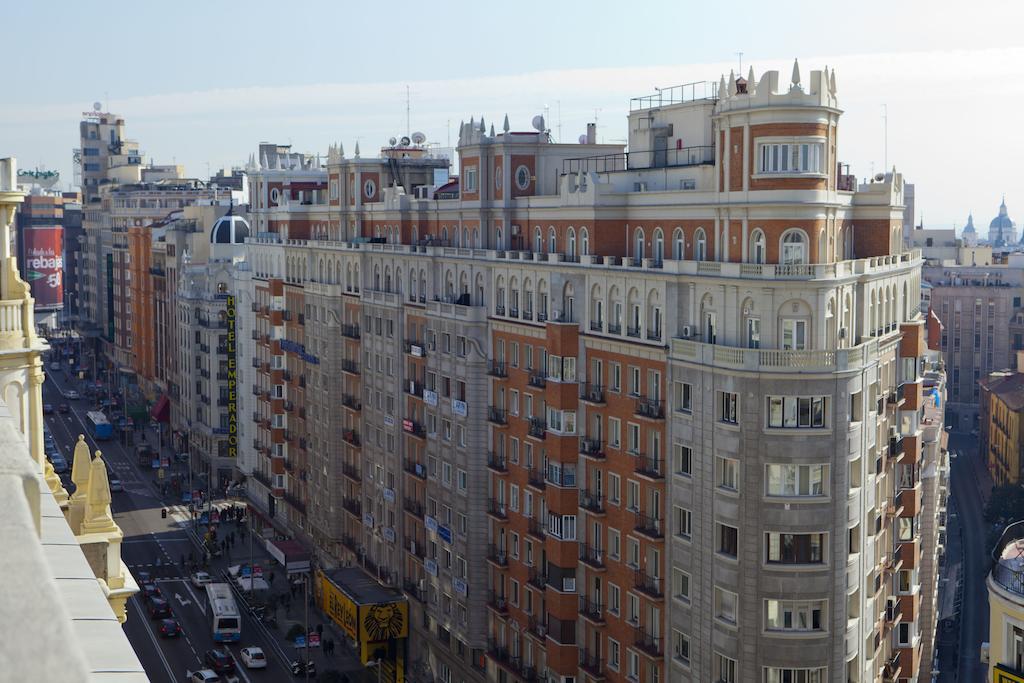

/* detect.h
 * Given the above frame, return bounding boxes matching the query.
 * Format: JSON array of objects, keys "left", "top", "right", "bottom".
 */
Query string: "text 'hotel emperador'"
[{"left": 228, "top": 62, "right": 946, "bottom": 683}]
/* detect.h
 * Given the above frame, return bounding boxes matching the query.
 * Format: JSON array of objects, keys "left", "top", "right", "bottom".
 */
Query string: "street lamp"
[{"left": 366, "top": 657, "right": 384, "bottom": 683}]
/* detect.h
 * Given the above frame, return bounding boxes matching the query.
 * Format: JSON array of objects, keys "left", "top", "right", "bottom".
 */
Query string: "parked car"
[
  {"left": 42, "top": 403, "right": 54, "bottom": 415},
  {"left": 58, "top": 403, "right": 69, "bottom": 414},
  {"left": 203, "top": 649, "right": 235, "bottom": 674},
  {"left": 158, "top": 618, "right": 180, "bottom": 637},
  {"left": 190, "top": 571, "right": 212, "bottom": 588},
  {"left": 186, "top": 670, "right": 221, "bottom": 683},
  {"left": 239, "top": 647, "right": 266, "bottom": 669},
  {"left": 147, "top": 597, "right": 171, "bottom": 619},
  {"left": 66, "top": 389, "right": 80, "bottom": 400},
  {"left": 136, "top": 570, "right": 151, "bottom": 584}
]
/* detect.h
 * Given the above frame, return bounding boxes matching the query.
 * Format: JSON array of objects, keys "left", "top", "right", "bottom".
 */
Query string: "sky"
[{"left": 3, "top": 0, "right": 1022, "bottom": 231}]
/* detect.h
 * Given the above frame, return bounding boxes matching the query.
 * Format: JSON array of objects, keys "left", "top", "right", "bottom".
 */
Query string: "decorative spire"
[
  {"left": 70, "top": 434, "right": 91, "bottom": 503},
  {"left": 503, "top": 114, "right": 510, "bottom": 133},
  {"left": 338, "top": 142, "right": 344, "bottom": 158},
  {"left": 260, "top": 151, "right": 268, "bottom": 169},
  {"left": 80, "top": 451, "right": 118, "bottom": 536},
  {"left": 354, "top": 141, "right": 360, "bottom": 158},
  {"left": 489, "top": 123, "right": 495, "bottom": 137},
  {"left": 791, "top": 58, "right": 801, "bottom": 91},
  {"left": 718, "top": 74, "right": 727, "bottom": 99},
  {"left": 479, "top": 117, "right": 486, "bottom": 133},
  {"left": 829, "top": 67, "right": 837, "bottom": 96},
  {"left": 728, "top": 69, "right": 735, "bottom": 96},
  {"left": 747, "top": 66, "right": 756, "bottom": 95}
]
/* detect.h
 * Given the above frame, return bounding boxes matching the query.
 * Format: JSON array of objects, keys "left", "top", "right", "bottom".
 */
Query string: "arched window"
[
  {"left": 673, "top": 228, "right": 684, "bottom": 260},
  {"left": 567, "top": 227, "right": 577, "bottom": 261},
  {"left": 580, "top": 228, "right": 590, "bottom": 256},
  {"left": 634, "top": 228, "right": 645, "bottom": 262},
  {"left": 750, "top": 229, "right": 766, "bottom": 264},
  {"left": 694, "top": 228, "right": 707, "bottom": 262},
  {"left": 441, "top": 226, "right": 449, "bottom": 243},
  {"left": 548, "top": 227, "right": 557, "bottom": 254},
  {"left": 496, "top": 227, "right": 503, "bottom": 249},
  {"left": 653, "top": 229, "right": 664, "bottom": 265},
  {"left": 373, "top": 264, "right": 381, "bottom": 290},
  {"left": 412, "top": 225, "right": 419, "bottom": 244},
  {"left": 533, "top": 227, "right": 542, "bottom": 253},
  {"left": 781, "top": 229, "right": 807, "bottom": 265},
  {"left": 462, "top": 227, "right": 469, "bottom": 247}
]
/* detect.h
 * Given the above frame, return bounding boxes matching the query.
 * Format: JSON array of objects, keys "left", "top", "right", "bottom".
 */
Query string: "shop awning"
[
  {"left": 150, "top": 395, "right": 170, "bottom": 422},
  {"left": 266, "top": 538, "right": 311, "bottom": 575}
]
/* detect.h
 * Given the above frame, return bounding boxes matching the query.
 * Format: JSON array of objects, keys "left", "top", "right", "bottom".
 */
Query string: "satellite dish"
[
  {"left": 389, "top": 137, "right": 397, "bottom": 146},
  {"left": 411, "top": 131, "right": 426, "bottom": 145},
  {"left": 578, "top": 134, "right": 588, "bottom": 144},
  {"left": 93, "top": 101, "right": 102, "bottom": 112},
  {"left": 531, "top": 115, "right": 546, "bottom": 132},
  {"left": 400, "top": 136, "right": 411, "bottom": 146},
  {"left": 874, "top": 173, "right": 885, "bottom": 182}
]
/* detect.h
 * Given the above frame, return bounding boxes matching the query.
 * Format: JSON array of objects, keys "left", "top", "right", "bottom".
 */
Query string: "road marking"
[
  {"left": 129, "top": 596, "right": 177, "bottom": 683},
  {"left": 184, "top": 582, "right": 206, "bottom": 616},
  {"left": 175, "top": 592, "right": 192, "bottom": 607},
  {"left": 224, "top": 645, "right": 253, "bottom": 683}
]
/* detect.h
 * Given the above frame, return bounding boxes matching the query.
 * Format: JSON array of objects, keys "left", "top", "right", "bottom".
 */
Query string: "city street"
[{"left": 42, "top": 367, "right": 367, "bottom": 682}]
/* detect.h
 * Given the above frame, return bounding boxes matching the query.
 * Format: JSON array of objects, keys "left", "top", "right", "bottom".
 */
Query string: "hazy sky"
[{"left": 3, "top": 0, "right": 1021, "bottom": 230}]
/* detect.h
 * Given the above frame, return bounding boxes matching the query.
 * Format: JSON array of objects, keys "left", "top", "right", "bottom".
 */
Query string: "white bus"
[{"left": 205, "top": 582, "right": 241, "bottom": 642}]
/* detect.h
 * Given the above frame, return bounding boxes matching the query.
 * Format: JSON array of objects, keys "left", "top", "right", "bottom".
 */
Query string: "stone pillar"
[
  {"left": 78, "top": 451, "right": 134, "bottom": 623},
  {"left": 67, "top": 435, "right": 92, "bottom": 532}
]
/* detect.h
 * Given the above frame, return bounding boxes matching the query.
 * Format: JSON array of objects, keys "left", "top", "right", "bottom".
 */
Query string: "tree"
[{"left": 984, "top": 484, "right": 1024, "bottom": 525}]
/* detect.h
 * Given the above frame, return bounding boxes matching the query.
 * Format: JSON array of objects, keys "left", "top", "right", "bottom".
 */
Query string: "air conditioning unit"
[
  {"left": 839, "top": 327, "right": 847, "bottom": 339},
  {"left": 681, "top": 325, "right": 692, "bottom": 338},
  {"left": 413, "top": 185, "right": 430, "bottom": 199},
  {"left": 634, "top": 182, "right": 648, "bottom": 192},
  {"left": 511, "top": 224, "right": 521, "bottom": 235}
]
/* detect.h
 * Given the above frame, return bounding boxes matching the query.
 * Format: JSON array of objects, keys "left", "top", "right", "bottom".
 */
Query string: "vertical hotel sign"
[{"left": 226, "top": 295, "right": 237, "bottom": 457}]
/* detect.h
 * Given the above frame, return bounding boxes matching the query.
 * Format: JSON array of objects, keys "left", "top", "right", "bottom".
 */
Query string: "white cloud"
[{"left": 4, "top": 46, "right": 1021, "bottom": 228}]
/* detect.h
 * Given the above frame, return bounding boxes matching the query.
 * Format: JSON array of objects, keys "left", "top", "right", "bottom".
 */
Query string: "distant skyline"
[{"left": 4, "top": 0, "right": 1023, "bottom": 230}]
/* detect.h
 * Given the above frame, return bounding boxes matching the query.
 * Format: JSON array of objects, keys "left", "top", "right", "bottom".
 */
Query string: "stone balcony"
[{"left": 671, "top": 335, "right": 892, "bottom": 374}]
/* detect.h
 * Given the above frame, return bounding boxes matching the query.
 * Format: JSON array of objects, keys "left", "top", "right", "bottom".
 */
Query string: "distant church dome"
[
  {"left": 988, "top": 197, "right": 1017, "bottom": 246},
  {"left": 962, "top": 212, "right": 978, "bottom": 246},
  {"left": 210, "top": 213, "right": 250, "bottom": 244}
]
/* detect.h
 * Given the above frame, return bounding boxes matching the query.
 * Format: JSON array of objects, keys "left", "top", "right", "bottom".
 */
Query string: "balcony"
[
  {"left": 251, "top": 469, "right": 273, "bottom": 489},
  {"left": 215, "top": 345, "right": 228, "bottom": 355},
  {"left": 579, "top": 544, "right": 606, "bottom": 570},
  {"left": 634, "top": 512, "right": 663, "bottom": 539},
  {"left": 579, "top": 383, "right": 605, "bottom": 404},
  {"left": 528, "top": 568, "right": 548, "bottom": 590},
  {"left": 487, "top": 452, "right": 508, "bottom": 474},
  {"left": 342, "top": 429, "right": 360, "bottom": 447},
  {"left": 991, "top": 521, "right": 1024, "bottom": 598},
  {"left": 486, "top": 544, "right": 508, "bottom": 567},
  {"left": 634, "top": 569, "right": 663, "bottom": 598},
  {"left": 527, "top": 469, "right": 546, "bottom": 490},
  {"left": 283, "top": 400, "right": 294, "bottom": 412},
  {"left": 340, "top": 324, "right": 360, "bottom": 340},
  {"left": 579, "top": 438, "right": 605, "bottom": 459},
  {"left": 403, "top": 420, "right": 426, "bottom": 439},
  {"left": 578, "top": 596, "right": 605, "bottom": 623},
  {"left": 403, "top": 459, "right": 427, "bottom": 480},
  {"left": 340, "top": 534, "right": 359, "bottom": 553},
  {"left": 487, "top": 406, "right": 508, "bottom": 426},
  {"left": 633, "top": 627, "right": 662, "bottom": 658},
  {"left": 340, "top": 359, "right": 359, "bottom": 375},
  {"left": 646, "top": 327, "right": 663, "bottom": 341},
  {"left": 579, "top": 651, "right": 606, "bottom": 679},
  {"left": 405, "top": 381, "right": 423, "bottom": 398},
  {"left": 882, "top": 651, "right": 903, "bottom": 682},
  {"left": 626, "top": 325, "right": 641, "bottom": 339},
  {"left": 527, "top": 517, "right": 546, "bottom": 541},
  {"left": 283, "top": 491, "right": 306, "bottom": 514},
  {"left": 402, "top": 579, "right": 425, "bottom": 603},
  {"left": 527, "top": 417, "right": 546, "bottom": 439},
  {"left": 527, "top": 371, "right": 547, "bottom": 388},
  {"left": 341, "top": 394, "right": 361, "bottom": 412},
  {"left": 579, "top": 489, "right": 605, "bottom": 514},
  {"left": 546, "top": 615, "right": 576, "bottom": 645},
  {"left": 487, "top": 498, "right": 508, "bottom": 521},
  {"left": 634, "top": 455, "right": 663, "bottom": 479},
  {"left": 341, "top": 462, "right": 361, "bottom": 482},
  {"left": 487, "top": 361, "right": 508, "bottom": 378},
  {"left": 341, "top": 498, "right": 362, "bottom": 517},
  {"left": 607, "top": 322, "right": 622, "bottom": 335},
  {"left": 635, "top": 397, "right": 665, "bottom": 420},
  {"left": 486, "top": 590, "right": 508, "bottom": 614},
  {"left": 403, "top": 498, "right": 425, "bottom": 519},
  {"left": 403, "top": 340, "right": 425, "bottom": 357},
  {"left": 589, "top": 320, "right": 603, "bottom": 333}
]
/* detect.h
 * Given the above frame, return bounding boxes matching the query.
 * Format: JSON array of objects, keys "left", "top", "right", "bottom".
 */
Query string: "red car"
[{"left": 147, "top": 597, "right": 171, "bottom": 619}]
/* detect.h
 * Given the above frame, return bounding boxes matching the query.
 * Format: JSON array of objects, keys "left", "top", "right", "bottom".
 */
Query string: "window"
[
  {"left": 757, "top": 141, "right": 823, "bottom": 174},
  {"left": 714, "top": 587, "right": 738, "bottom": 625},
  {"left": 626, "top": 480, "right": 640, "bottom": 511},
  {"left": 464, "top": 166, "right": 478, "bottom": 192},
  {"left": 764, "top": 667, "right": 827, "bottom": 683},
  {"left": 547, "top": 513, "right": 577, "bottom": 540},
  {"left": 716, "top": 457, "right": 739, "bottom": 491},
  {"left": 629, "top": 366, "right": 641, "bottom": 396},
  {"left": 897, "top": 622, "right": 911, "bottom": 646},
  {"left": 765, "top": 599, "right": 826, "bottom": 631},
  {"left": 766, "top": 532, "right": 826, "bottom": 564},
  {"left": 608, "top": 473, "right": 621, "bottom": 505},
  {"left": 608, "top": 584, "right": 621, "bottom": 616},
  {"left": 672, "top": 568, "right": 690, "bottom": 602},
  {"left": 720, "top": 392, "right": 738, "bottom": 424},
  {"left": 608, "top": 528, "right": 621, "bottom": 561},
  {"left": 674, "top": 382, "right": 692, "bottom": 412},
  {"left": 765, "top": 464, "right": 827, "bottom": 497},
  {"left": 608, "top": 418, "right": 621, "bottom": 449},
  {"left": 717, "top": 523, "right": 738, "bottom": 558},
  {"left": 515, "top": 165, "right": 531, "bottom": 191},
  {"left": 715, "top": 652, "right": 737, "bottom": 683},
  {"left": 627, "top": 651, "right": 639, "bottom": 680},
  {"left": 627, "top": 423, "right": 640, "bottom": 454},
  {"left": 674, "top": 506, "right": 692, "bottom": 540},
  {"left": 673, "top": 630, "right": 690, "bottom": 666},
  {"left": 610, "top": 363, "right": 621, "bottom": 392},
  {"left": 673, "top": 444, "right": 692, "bottom": 477},
  {"left": 781, "top": 319, "right": 808, "bottom": 349},
  {"left": 767, "top": 396, "right": 827, "bottom": 429}
]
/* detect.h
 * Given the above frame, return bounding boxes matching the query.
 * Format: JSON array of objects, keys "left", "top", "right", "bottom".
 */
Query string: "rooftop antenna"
[
  {"left": 405, "top": 85, "right": 411, "bottom": 138},
  {"left": 594, "top": 109, "right": 602, "bottom": 143},
  {"left": 736, "top": 51, "right": 744, "bottom": 73},
  {"left": 557, "top": 100, "right": 562, "bottom": 143},
  {"left": 882, "top": 104, "right": 888, "bottom": 171}
]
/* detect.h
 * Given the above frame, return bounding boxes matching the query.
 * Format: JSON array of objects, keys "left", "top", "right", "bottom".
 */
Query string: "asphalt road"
[
  {"left": 948, "top": 433, "right": 991, "bottom": 683},
  {"left": 43, "top": 372, "right": 295, "bottom": 683}
]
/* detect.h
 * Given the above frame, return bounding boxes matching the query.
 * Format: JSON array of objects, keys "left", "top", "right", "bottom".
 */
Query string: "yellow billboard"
[
  {"left": 360, "top": 600, "right": 408, "bottom": 641},
  {"left": 996, "top": 664, "right": 1024, "bottom": 683},
  {"left": 319, "top": 571, "right": 358, "bottom": 640}
]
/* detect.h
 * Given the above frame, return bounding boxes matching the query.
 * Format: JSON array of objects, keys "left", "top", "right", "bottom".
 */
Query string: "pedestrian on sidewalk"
[{"left": 269, "top": 571, "right": 275, "bottom": 586}]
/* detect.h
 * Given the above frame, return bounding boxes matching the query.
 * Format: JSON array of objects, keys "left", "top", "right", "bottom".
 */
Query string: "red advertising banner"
[{"left": 24, "top": 226, "right": 63, "bottom": 308}]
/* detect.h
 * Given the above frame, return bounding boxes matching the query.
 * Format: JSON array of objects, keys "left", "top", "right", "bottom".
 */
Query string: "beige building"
[
  {"left": 987, "top": 521, "right": 1024, "bottom": 681},
  {"left": 1, "top": 157, "right": 144, "bottom": 680}
]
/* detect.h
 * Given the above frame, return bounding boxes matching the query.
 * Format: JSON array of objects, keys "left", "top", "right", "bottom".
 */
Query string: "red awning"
[{"left": 150, "top": 395, "right": 170, "bottom": 422}]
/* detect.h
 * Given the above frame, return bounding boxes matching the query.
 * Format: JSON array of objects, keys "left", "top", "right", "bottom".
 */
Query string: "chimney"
[{"left": 586, "top": 123, "right": 596, "bottom": 145}]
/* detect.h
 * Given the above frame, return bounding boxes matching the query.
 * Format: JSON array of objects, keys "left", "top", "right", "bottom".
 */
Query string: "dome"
[
  {"left": 962, "top": 213, "right": 976, "bottom": 233},
  {"left": 990, "top": 200, "right": 1015, "bottom": 231},
  {"left": 210, "top": 214, "right": 250, "bottom": 244}
]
